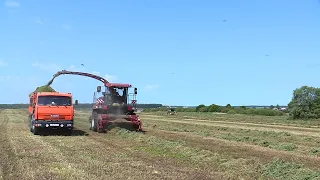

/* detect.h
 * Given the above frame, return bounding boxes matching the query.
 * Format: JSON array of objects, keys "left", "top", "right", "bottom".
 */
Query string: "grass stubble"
[{"left": 0, "top": 109, "right": 319, "bottom": 180}]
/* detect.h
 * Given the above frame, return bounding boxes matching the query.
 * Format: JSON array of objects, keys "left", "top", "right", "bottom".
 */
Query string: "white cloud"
[
  {"left": 61, "top": 24, "right": 71, "bottom": 30},
  {"left": 92, "top": 71, "right": 100, "bottom": 75},
  {"left": 144, "top": 85, "right": 159, "bottom": 90},
  {"left": 68, "top": 64, "right": 83, "bottom": 71},
  {"left": 0, "top": 75, "right": 12, "bottom": 82},
  {"left": 31, "top": 62, "right": 87, "bottom": 73},
  {"left": 31, "top": 61, "right": 61, "bottom": 72},
  {"left": 35, "top": 19, "right": 44, "bottom": 24},
  {"left": 0, "top": 59, "right": 8, "bottom": 67},
  {"left": 104, "top": 74, "right": 118, "bottom": 82},
  {"left": 5, "top": 0, "right": 20, "bottom": 7}
]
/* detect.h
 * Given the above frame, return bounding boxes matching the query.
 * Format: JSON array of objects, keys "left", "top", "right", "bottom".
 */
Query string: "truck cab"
[{"left": 28, "top": 92, "right": 75, "bottom": 135}]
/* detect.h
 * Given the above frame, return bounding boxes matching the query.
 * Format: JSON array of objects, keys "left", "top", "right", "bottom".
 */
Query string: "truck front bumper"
[{"left": 33, "top": 120, "right": 73, "bottom": 129}]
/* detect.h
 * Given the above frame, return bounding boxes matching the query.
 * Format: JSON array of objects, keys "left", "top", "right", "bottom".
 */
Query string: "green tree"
[
  {"left": 226, "top": 104, "right": 232, "bottom": 109},
  {"left": 196, "top": 104, "right": 206, "bottom": 112},
  {"left": 288, "top": 86, "right": 320, "bottom": 119},
  {"left": 208, "top": 104, "right": 221, "bottom": 112},
  {"left": 240, "top": 105, "right": 247, "bottom": 110},
  {"left": 270, "top": 105, "right": 274, "bottom": 109},
  {"left": 276, "top": 104, "right": 280, "bottom": 109}
]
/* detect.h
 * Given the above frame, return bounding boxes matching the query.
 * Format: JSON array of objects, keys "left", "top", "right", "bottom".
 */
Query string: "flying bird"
[
  {"left": 222, "top": 20, "right": 227, "bottom": 22},
  {"left": 81, "top": 64, "right": 84, "bottom": 66}
]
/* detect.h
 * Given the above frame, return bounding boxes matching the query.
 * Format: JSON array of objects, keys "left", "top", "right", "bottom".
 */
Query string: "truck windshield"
[{"left": 37, "top": 96, "right": 72, "bottom": 106}]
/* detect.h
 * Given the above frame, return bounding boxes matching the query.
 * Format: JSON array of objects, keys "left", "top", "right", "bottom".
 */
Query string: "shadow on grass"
[{"left": 39, "top": 129, "right": 89, "bottom": 136}]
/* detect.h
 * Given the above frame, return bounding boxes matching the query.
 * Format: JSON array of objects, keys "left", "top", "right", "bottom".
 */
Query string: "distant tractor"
[{"left": 167, "top": 107, "right": 176, "bottom": 115}]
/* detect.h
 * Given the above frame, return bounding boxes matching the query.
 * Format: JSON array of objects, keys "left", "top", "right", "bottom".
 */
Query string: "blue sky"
[{"left": 0, "top": 0, "right": 320, "bottom": 106}]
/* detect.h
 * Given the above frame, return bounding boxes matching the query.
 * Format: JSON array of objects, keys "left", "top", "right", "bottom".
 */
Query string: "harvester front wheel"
[
  {"left": 90, "top": 112, "right": 99, "bottom": 132},
  {"left": 89, "top": 116, "right": 92, "bottom": 130},
  {"left": 90, "top": 118, "right": 98, "bottom": 132}
]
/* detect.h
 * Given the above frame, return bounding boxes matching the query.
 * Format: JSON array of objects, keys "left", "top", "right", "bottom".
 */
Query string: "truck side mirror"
[
  {"left": 97, "top": 86, "right": 101, "bottom": 92},
  {"left": 134, "top": 88, "right": 137, "bottom": 94},
  {"left": 75, "top": 100, "right": 78, "bottom": 105}
]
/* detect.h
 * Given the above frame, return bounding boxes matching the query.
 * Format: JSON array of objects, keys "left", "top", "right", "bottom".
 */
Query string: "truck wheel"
[
  {"left": 29, "top": 115, "right": 33, "bottom": 132},
  {"left": 32, "top": 125, "right": 40, "bottom": 135}
]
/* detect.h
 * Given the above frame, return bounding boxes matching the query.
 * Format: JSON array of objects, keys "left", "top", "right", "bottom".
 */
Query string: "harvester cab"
[{"left": 93, "top": 84, "right": 138, "bottom": 115}]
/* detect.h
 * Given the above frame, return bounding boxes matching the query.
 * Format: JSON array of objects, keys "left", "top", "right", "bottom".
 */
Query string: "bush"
[{"left": 227, "top": 107, "right": 284, "bottom": 116}]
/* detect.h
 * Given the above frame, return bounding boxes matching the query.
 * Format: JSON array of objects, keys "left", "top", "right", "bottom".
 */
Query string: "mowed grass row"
[
  {"left": 0, "top": 109, "right": 319, "bottom": 180},
  {"left": 149, "top": 111, "right": 320, "bottom": 128},
  {"left": 139, "top": 114, "right": 320, "bottom": 157},
  {"left": 0, "top": 109, "right": 214, "bottom": 180}
]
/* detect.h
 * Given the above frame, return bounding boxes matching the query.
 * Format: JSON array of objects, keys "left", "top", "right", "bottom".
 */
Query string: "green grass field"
[{"left": 0, "top": 109, "right": 320, "bottom": 180}]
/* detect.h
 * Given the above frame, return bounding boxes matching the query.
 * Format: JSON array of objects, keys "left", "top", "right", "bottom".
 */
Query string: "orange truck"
[{"left": 28, "top": 91, "right": 77, "bottom": 135}]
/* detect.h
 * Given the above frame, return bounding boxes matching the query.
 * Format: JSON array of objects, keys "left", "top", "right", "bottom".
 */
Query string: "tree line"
[
  {"left": 144, "top": 85, "right": 320, "bottom": 119},
  {"left": 143, "top": 104, "right": 286, "bottom": 116}
]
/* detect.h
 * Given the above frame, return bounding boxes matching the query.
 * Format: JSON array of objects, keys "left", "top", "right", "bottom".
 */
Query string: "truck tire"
[
  {"left": 32, "top": 125, "right": 40, "bottom": 135},
  {"left": 29, "top": 115, "right": 33, "bottom": 132}
]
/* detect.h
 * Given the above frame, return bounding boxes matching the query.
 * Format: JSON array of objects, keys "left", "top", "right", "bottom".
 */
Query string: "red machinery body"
[{"left": 47, "top": 70, "right": 142, "bottom": 133}]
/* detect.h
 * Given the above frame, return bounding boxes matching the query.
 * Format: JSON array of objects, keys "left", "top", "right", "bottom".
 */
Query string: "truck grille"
[{"left": 43, "top": 115, "right": 65, "bottom": 119}]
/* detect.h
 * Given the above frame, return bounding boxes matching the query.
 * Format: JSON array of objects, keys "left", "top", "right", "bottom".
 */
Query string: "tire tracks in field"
[
  {"left": 85, "top": 124, "right": 219, "bottom": 179},
  {"left": 0, "top": 111, "right": 21, "bottom": 180},
  {"left": 60, "top": 119, "right": 222, "bottom": 179},
  {"left": 4, "top": 111, "right": 91, "bottom": 179},
  {"left": 141, "top": 115, "right": 320, "bottom": 137}
]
